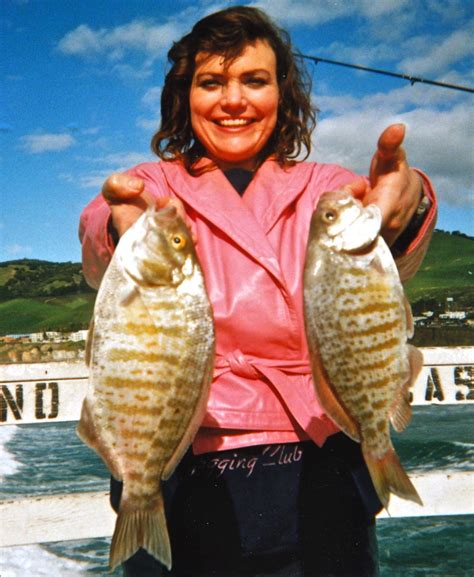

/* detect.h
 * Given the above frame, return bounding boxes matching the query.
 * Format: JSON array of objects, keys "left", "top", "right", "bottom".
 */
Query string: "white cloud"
[
  {"left": 138, "top": 87, "right": 162, "bottom": 132},
  {"left": 141, "top": 87, "right": 162, "bottom": 109},
  {"left": 57, "top": 19, "right": 186, "bottom": 61},
  {"left": 20, "top": 133, "right": 76, "bottom": 154},
  {"left": 64, "top": 151, "right": 156, "bottom": 190},
  {"left": 136, "top": 116, "right": 161, "bottom": 132},
  {"left": 312, "top": 40, "right": 394, "bottom": 67},
  {"left": 253, "top": 0, "right": 410, "bottom": 26},
  {"left": 399, "top": 25, "right": 474, "bottom": 75},
  {"left": 6, "top": 244, "right": 32, "bottom": 255},
  {"left": 310, "top": 88, "right": 474, "bottom": 208},
  {"left": 426, "top": 0, "right": 467, "bottom": 22},
  {"left": 99, "top": 151, "right": 155, "bottom": 170}
]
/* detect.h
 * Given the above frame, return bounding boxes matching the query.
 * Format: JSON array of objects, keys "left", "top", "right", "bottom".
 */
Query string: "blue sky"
[{"left": 2, "top": 0, "right": 473, "bottom": 263}]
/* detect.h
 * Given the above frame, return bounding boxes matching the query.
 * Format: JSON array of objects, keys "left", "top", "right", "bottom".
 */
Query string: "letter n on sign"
[{"left": 1, "top": 385, "right": 24, "bottom": 422}]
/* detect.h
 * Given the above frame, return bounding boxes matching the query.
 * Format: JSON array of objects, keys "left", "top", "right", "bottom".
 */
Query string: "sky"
[{"left": 2, "top": 0, "right": 473, "bottom": 263}]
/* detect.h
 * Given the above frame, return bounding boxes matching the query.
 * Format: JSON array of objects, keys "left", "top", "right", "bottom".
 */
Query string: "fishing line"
[{"left": 297, "top": 53, "right": 474, "bottom": 94}]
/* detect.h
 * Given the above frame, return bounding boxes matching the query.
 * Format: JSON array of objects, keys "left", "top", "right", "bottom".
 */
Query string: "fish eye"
[
  {"left": 171, "top": 234, "right": 187, "bottom": 250},
  {"left": 323, "top": 210, "right": 337, "bottom": 223}
]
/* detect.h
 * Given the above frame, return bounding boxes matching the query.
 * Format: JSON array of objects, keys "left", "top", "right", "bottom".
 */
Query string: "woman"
[{"left": 80, "top": 6, "right": 436, "bottom": 577}]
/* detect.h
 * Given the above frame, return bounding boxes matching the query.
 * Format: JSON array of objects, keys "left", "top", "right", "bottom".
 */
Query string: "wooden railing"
[{"left": 0, "top": 347, "right": 472, "bottom": 548}]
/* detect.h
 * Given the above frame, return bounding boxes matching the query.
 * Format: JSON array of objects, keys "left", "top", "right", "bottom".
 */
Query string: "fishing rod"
[{"left": 298, "top": 53, "right": 474, "bottom": 94}]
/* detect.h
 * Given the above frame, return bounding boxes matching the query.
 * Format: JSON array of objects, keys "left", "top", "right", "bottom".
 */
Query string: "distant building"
[
  {"left": 439, "top": 311, "right": 467, "bottom": 321},
  {"left": 69, "top": 330, "right": 88, "bottom": 342},
  {"left": 4, "top": 330, "right": 89, "bottom": 344}
]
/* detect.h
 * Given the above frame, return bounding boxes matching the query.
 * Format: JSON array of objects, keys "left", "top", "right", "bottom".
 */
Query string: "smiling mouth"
[{"left": 214, "top": 118, "right": 254, "bottom": 127}]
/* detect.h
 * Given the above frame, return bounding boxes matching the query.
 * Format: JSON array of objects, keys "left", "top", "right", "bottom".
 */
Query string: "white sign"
[{"left": 0, "top": 347, "right": 472, "bottom": 425}]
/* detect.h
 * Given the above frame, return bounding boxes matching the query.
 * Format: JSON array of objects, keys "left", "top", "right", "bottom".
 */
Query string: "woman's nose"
[{"left": 221, "top": 81, "right": 247, "bottom": 110}]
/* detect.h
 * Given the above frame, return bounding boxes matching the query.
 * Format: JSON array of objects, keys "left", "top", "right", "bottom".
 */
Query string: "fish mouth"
[
  {"left": 343, "top": 237, "right": 379, "bottom": 255},
  {"left": 150, "top": 204, "right": 180, "bottom": 226},
  {"left": 334, "top": 204, "right": 382, "bottom": 253}
]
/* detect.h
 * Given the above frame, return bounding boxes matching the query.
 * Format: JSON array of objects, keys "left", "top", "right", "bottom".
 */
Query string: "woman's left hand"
[{"left": 348, "top": 124, "right": 423, "bottom": 245}]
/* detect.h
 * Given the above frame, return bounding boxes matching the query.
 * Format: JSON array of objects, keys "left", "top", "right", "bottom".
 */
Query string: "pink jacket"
[{"left": 80, "top": 159, "right": 437, "bottom": 454}]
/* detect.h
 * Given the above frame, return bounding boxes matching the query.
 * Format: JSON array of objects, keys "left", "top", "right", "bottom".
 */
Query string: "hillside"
[
  {"left": 404, "top": 230, "right": 473, "bottom": 313},
  {"left": 0, "top": 231, "right": 472, "bottom": 337},
  {"left": 0, "top": 259, "right": 93, "bottom": 300},
  {"left": 0, "top": 259, "right": 95, "bottom": 335}
]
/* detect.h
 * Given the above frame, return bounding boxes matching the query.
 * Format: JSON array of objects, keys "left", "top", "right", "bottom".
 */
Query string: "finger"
[
  {"left": 342, "top": 177, "right": 368, "bottom": 200},
  {"left": 376, "top": 124, "right": 406, "bottom": 161},
  {"left": 102, "top": 173, "right": 145, "bottom": 203}
]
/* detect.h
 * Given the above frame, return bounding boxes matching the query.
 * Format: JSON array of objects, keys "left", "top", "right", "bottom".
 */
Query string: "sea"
[{"left": 0, "top": 405, "right": 473, "bottom": 577}]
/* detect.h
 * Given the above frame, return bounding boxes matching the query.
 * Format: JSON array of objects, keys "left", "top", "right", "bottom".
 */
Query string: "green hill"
[
  {"left": 404, "top": 230, "right": 474, "bottom": 314},
  {"left": 0, "top": 259, "right": 93, "bottom": 300},
  {"left": 0, "top": 231, "right": 472, "bottom": 337},
  {"left": 0, "top": 259, "right": 95, "bottom": 335}
]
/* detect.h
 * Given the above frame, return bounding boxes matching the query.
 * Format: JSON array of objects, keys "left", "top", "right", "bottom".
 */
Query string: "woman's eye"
[
  {"left": 199, "top": 79, "right": 221, "bottom": 89},
  {"left": 246, "top": 77, "right": 267, "bottom": 87}
]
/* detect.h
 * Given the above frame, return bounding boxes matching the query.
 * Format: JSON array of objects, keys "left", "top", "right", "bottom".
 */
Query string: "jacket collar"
[{"left": 159, "top": 160, "right": 315, "bottom": 284}]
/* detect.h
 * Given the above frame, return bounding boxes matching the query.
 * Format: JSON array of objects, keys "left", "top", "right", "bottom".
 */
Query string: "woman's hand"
[
  {"left": 348, "top": 124, "right": 423, "bottom": 246},
  {"left": 102, "top": 174, "right": 188, "bottom": 238}
]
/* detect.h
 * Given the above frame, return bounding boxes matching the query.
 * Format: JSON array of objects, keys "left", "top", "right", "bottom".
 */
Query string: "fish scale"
[
  {"left": 304, "top": 190, "right": 423, "bottom": 509},
  {"left": 77, "top": 205, "right": 215, "bottom": 570}
]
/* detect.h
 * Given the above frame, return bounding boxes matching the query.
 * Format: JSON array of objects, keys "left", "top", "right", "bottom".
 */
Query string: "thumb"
[{"left": 102, "top": 173, "right": 145, "bottom": 203}]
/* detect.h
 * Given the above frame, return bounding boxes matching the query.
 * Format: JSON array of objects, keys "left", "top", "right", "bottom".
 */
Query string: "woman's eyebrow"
[{"left": 195, "top": 68, "right": 272, "bottom": 79}]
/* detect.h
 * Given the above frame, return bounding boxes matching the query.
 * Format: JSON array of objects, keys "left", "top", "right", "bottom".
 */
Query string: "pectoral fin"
[
  {"left": 390, "top": 345, "right": 423, "bottom": 432},
  {"left": 85, "top": 317, "right": 94, "bottom": 367}
]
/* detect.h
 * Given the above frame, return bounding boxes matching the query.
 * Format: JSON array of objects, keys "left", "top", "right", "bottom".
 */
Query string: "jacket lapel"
[
  {"left": 159, "top": 161, "right": 314, "bottom": 284},
  {"left": 243, "top": 161, "right": 315, "bottom": 233}
]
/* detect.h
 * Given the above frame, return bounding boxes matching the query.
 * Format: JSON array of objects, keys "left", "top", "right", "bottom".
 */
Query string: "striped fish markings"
[
  {"left": 77, "top": 205, "right": 215, "bottom": 570},
  {"left": 304, "top": 190, "right": 423, "bottom": 509}
]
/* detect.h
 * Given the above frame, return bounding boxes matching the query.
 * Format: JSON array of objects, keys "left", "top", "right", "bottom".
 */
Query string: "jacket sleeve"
[
  {"left": 393, "top": 169, "right": 437, "bottom": 283},
  {"left": 79, "top": 163, "right": 168, "bottom": 289},
  {"left": 79, "top": 193, "right": 115, "bottom": 289},
  {"left": 312, "top": 163, "right": 438, "bottom": 284}
]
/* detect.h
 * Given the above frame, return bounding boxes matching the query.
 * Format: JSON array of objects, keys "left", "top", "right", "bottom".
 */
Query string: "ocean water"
[{"left": 0, "top": 405, "right": 473, "bottom": 577}]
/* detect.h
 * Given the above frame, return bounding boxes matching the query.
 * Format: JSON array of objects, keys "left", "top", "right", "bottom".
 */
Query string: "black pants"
[{"left": 110, "top": 433, "right": 382, "bottom": 577}]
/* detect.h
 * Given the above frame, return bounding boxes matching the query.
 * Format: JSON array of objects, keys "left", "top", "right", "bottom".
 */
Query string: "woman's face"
[{"left": 190, "top": 40, "right": 279, "bottom": 171}]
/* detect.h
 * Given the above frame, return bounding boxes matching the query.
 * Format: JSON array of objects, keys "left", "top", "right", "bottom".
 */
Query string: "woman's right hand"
[
  {"left": 102, "top": 173, "right": 152, "bottom": 238},
  {"left": 102, "top": 173, "right": 191, "bottom": 240}
]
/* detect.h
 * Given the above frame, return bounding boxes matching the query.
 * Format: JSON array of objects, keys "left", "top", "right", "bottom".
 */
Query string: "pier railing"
[{"left": 0, "top": 346, "right": 473, "bottom": 548}]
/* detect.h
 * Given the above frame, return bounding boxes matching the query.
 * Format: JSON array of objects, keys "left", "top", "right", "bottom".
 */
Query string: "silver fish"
[
  {"left": 77, "top": 205, "right": 215, "bottom": 570},
  {"left": 304, "top": 190, "right": 423, "bottom": 509}
]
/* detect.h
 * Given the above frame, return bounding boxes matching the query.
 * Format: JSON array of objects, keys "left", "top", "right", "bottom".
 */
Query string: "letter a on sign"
[{"left": 424, "top": 368, "right": 444, "bottom": 402}]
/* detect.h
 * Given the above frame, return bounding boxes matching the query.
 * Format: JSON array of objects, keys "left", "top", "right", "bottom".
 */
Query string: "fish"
[
  {"left": 303, "top": 190, "right": 423, "bottom": 509},
  {"left": 77, "top": 204, "right": 215, "bottom": 570}
]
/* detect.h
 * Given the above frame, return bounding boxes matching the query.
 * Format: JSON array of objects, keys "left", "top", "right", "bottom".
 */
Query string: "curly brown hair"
[{"left": 151, "top": 6, "right": 316, "bottom": 173}]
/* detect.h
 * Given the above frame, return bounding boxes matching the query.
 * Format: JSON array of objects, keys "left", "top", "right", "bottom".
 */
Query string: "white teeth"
[{"left": 217, "top": 118, "right": 252, "bottom": 127}]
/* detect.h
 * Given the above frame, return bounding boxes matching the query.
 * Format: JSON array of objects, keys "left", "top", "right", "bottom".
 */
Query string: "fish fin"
[
  {"left": 119, "top": 281, "right": 138, "bottom": 306},
  {"left": 85, "top": 317, "right": 95, "bottom": 367},
  {"left": 390, "top": 345, "right": 423, "bottom": 432},
  {"left": 110, "top": 500, "right": 171, "bottom": 571},
  {"left": 404, "top": 295, "right": 414, "bottom": 338},
  {"left": 390, "top": 392, "right": 412, "bottom": 433},
  {"left": 363, "top": 443, "right": 423, "bottom": 510},
  {"left": 408, "top": 344, "right": 424, "bottom": 380},
  {"left": 310, "top": 349, "right": 361, "bottom": 442},
  {"left": 76, "top": 397, "right": 122, "bottom": 481}
]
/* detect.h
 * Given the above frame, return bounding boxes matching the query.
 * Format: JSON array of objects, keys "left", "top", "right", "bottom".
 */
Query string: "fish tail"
[
  {"left": 363, "top": 444, "right": 423, "bottom": 510},
  {"left": 109, "top": 500, "right": 171, "bottom": 571}
]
